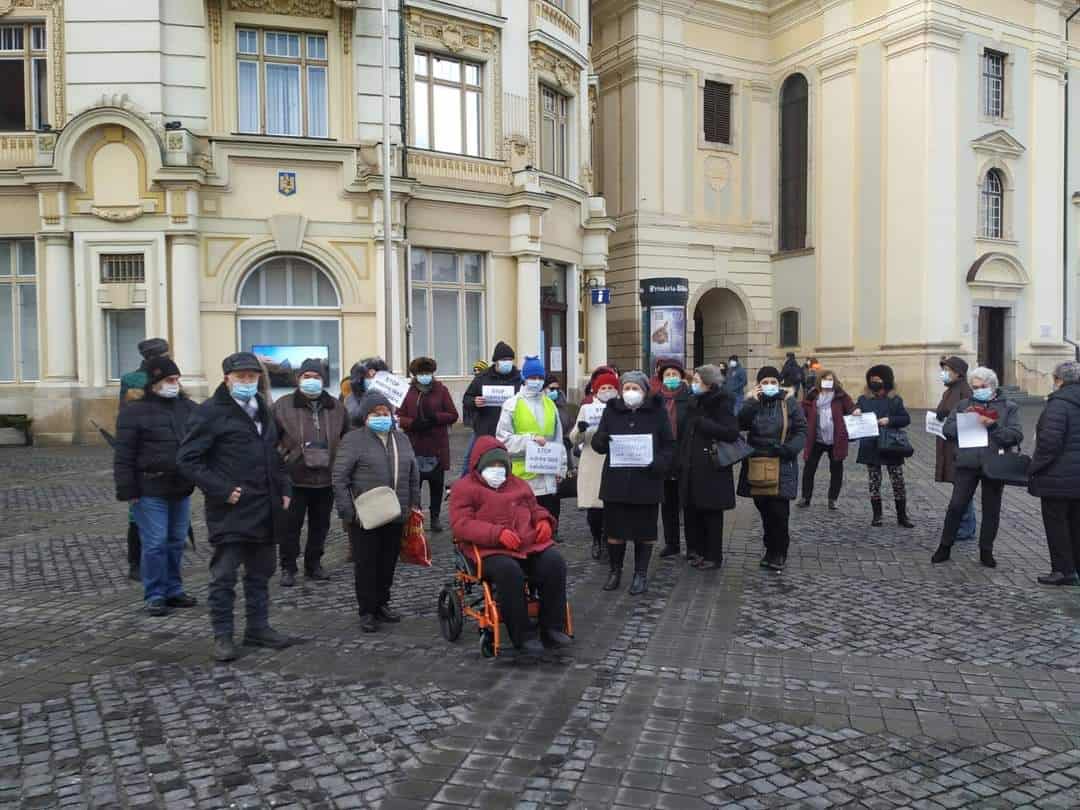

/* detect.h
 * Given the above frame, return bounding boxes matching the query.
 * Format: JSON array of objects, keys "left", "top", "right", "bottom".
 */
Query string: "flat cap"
[{"left": 222, "top": 351, "right": 264, "bottom": 374}]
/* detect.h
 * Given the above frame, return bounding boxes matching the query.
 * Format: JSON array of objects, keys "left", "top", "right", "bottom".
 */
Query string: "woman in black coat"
[
  {"left": 737, "top": 366, "right": 807, "bottom": 572},
  {"left": 854, "top": 365, "right": 914, "bottom": 528},
  {"left": 678, "top": 365, "right": 739, "bottom": 569},
  {"left": 656, "top": 358, "right": 693, "bottom": 558},
  {"left": 592, "top": 370, "right": 676, "bottom": 595},
  {"left": 1030, "top": 362, "right": 1080, "bottom": 585}
]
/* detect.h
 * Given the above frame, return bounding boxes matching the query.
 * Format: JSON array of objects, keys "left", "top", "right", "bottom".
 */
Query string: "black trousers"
[
  {"left": 537, "top": 493, "right": 561, "bottom": 528},
  {"left": 208, "top": 542, "right": 276, "bottom": 637},
  {"left": 586, "top": 507, "right": 604, "bottom": 542},
  {"left": 684, "top": 507, "right": 724, "bottom": 564},
  {"left": 802, "top": 443, "right": 844, "bottom": 502},
  {"left": 280, "top": 486, "right": 333, "bottom": 574},
  {"left": 1041, "top": 498, "right": 1080, "bottom": 576},
  {"left": 661, "top": 478, "right": 681, "bottom": 550},
  {"left": 940, "top": 468, "right": 1003, "bottom": 550},
  {"left": 482, "top": 548, "right": 567, "bottom": 648},
  {"left": 421, "top": 464, "right": 446, "bottom": 522},
  {"left": 754, "top": 497, "right": 791, "bottom": 559},
  {"left": 127, "top": 521, "right": 141, "bottom": 566},
  {"left": 349, "top": 521, "right": 402, "bottom": 616}
]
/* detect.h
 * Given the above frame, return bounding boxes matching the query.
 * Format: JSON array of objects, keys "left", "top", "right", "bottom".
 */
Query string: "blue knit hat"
[{"left": 520, "top": 355, "right": 546, "bottom": 381}]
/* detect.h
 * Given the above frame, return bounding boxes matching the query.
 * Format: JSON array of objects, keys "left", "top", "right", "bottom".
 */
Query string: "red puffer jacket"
[{"left": 449, "top": 435, "right": 555, "bottom": 561}]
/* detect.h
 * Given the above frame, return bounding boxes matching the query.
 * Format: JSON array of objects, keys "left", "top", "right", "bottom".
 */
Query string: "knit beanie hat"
[
  {"left": 521, "top": 355, "right": 546, "bottom": 380},
  {"left": 475, "top": 446, "right": 511, "bottom": 475},
  {"left": 593, "top": 371, "right": 619, "bottom": 392},
  {"left": 357, "top": 391, "right": 393, "bottom": 422},
  {"left": 491, "top": 341, "right": 515, "bottom": 362},
  {"left": 620, "top": 370, "right": 650, "bottom": 392},
  {"left": 299, "top": 357, "right": 328, "bottom": 382},
  {"left": 696, "top": 364, "right": 724, "bottom": 389},
  {"left": 145, "top": 356, "right": 181, "bottom": 385},
  {"left": 757, "top": 366, "right": 781, "bottom": 383}
]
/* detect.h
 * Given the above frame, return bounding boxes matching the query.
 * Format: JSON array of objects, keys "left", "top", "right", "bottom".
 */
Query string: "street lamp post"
[{"left": 380, "top": 0, "right": 395, "bottom": 369}]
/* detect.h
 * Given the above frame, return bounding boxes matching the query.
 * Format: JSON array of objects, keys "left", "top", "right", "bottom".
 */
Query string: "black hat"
[
  {"left": 940, "top": 356, "right": 968, "bottom": 377},
  {"left": 222, "top": 352, "right": 263, "bottom": 374},
  {"left": 757, "top": 365, "right": 781, "bottom": 383},
  {"left": 299, "top": 357, "right": 328, "bottom": 382},
  {"left": 491, "top": 341, "right": 515, "bottom": 362},
  {"left": 866, "top": 364, "right": 895, "bottom": 390},
  {"left": 138, "top": 337, "right": 169, "bottom": 360},
  {"left": 145, "top": 356, "right": 180, "bottom": 384},
  {"left": 657, "top": 357, "right": 685, "bottom": 377}
]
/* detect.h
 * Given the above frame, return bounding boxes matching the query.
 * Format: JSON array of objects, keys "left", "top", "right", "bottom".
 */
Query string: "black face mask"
[{"left": 868, "top": 381, "right": 884, "bottom": 393}]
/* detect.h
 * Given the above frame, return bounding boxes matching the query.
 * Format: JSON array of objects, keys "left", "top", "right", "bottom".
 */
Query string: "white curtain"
[
  {"left": 237, "top": 61, "right": 259, "bottom": 133},
  {"left": 308, "top": 66, "right": 327, "bottom": 138},
  {"left": 266, "top": 63, "right": 301, "bottom": 136}
]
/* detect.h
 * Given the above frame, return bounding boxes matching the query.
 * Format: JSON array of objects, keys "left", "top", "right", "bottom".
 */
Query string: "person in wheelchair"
[{"left": 450, "top": 436, "right": 572, "bottom": 659}]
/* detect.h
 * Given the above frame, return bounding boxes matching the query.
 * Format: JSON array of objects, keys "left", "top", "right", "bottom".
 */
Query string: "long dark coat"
[
  {"left": 1029, "top": 383, "right": 1080, "bottom": 499},
  {"left": 737, "top": 395, "right": 808, "bottom": 500},
  {"left": 114, "top": 391, "right": 198, "bottom": 501},
  {"left": 398, "top": 380, "right": 459, "bottom": 469},
  {"left": 801, "top": 387, "right": 856, "bottom": 461},
  {"left": 591, "top": 393, "right": 676, "bottom": 505},
  {"left": 177, "top": 384, "right": 291, "bottom": 545},
  {"left": 854, "top": 393, "right": 911, "bottom": 466},
  {"left": 677, "top": 387, "right": 740, "bottom": 511},
  {"left": 934, "top": 379, "right": 973, "bottom": 483}
]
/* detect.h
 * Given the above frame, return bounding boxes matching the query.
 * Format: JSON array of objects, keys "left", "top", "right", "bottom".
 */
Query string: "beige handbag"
[
  {"left": 748, "top": 400, "right": 789, "bottom": 496},
  {"left": 352, "top": 436, "right": 402, "bottom": 529}
]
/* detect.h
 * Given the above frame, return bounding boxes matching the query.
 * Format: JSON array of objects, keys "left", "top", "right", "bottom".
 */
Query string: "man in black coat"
[
  {"left": 177, "top": 352, "right": 293, "bottom": 662},
  {"left": 459, "top": 342, "right": 522, "bottom": 477}
]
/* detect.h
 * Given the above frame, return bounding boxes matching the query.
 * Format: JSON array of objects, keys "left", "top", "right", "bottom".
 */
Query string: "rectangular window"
[
  {"left": 412, "top": 51, "right": 483, "bottom": 156},
  {"left": 100, "top": 254, "right": 146, "bottom": 284},
  {"left": 409, "top": 249, "right": 485, "bottom": 376},
  {"left": 540, "top": 85, "right": 568, "bottom": 177},
  {"left": 236, "top": 27, "right": 328, "bottom": 137},
  {"left": 779, "top": 310, "right": 799, "bottom": 348},
  {"left": 983, "top": 49, "right": 1005, "bottom": 119},
  {"left": 0, "top": 22, "right": 47, "bottom": 131},
  {"left": 703, "top": 80, "right": 732, "bottom": 144},
  {"left": 107, "top": 310, "right": 146, "bottom": 381},
  {"left": 0, "top": 238, "right": 37, "bottom": 382}
]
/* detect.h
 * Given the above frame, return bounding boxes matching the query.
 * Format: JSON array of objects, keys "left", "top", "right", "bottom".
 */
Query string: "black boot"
[
  {"left": 629, "top": 542, "right": 652, "bottom": 595},
  {"left": 603, "top": 542, "right": 625, "bottom": 591},
  {"left": 980, "top": 548, "right": 997, "bottom": 568},
  {"left": 896, "top": 499, "right": 914, "bottom": 529},
  {"left": 931, "top": 544, "right": 951, "bottom": 564},
  {"left": 870, "top": 498, "right": 883, "bottom": 527}
]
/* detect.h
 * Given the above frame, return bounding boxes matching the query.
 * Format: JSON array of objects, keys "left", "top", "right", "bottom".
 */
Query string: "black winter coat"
[
  {"left": 854, "top": 393, "right": 911, "bottom": 466},
  {"left": 658, "top": 384, "right": 691, "bottom": 478},
  {"left": 942, "top": 394, "right": 1023, "bottom": 471},
  {"left": 113, "top": 391, "right": 198, "bottom": 501},
  {"left": 678, "top": 388, "right": 739, "bottom": 511},
  {"left": 592, "top": 393, "right": 676, "bottom": 505},
  {"left": 177, "top": 384, "right": 291, "bottom": 545},
  {"left": 462, "top": 366, "right": 522, "bottom": 436},
  {"left": 1029, "top": 383, "right": 1080, "bottom": 499},
  {"left": 737, "top": 395, "right": 807, "bottom": 500}
]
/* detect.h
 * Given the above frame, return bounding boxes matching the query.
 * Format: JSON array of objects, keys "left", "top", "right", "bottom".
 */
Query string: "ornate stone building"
[{"left": 0, "top": 0, "right": 611, "bottom": 442}]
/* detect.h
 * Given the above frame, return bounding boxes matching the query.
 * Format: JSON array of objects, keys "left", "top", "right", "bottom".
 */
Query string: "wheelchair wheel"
[
  {"left": 438, "top": 586, "right": 463, "bottom": 642},
  {"left": 480, "top": 630, "right": 496, "bottom": 658}
]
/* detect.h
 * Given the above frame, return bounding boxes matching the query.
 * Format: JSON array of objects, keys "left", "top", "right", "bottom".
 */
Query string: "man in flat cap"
[{"left": 178, "top": 352, "right": 293, "bottom": 662}]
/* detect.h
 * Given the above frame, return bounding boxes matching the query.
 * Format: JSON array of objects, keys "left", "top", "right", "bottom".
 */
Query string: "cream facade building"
[
  {"left": 0, "top": 0, "right": 612, "bottom": 443},
  {"left": 592, "top": 0, "right": 1080, "bottom": 406}
]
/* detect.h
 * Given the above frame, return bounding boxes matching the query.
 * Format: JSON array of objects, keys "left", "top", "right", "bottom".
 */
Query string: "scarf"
[{"left": 816, "top": 392, "right": 835, "bottom": 445}]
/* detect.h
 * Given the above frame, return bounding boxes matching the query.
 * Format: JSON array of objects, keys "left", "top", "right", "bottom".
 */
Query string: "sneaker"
[
  {"left": 305, "top": 566, "right": 330, "bottom": 582},
  {"left": 242, "top": 626, "right": 292, "bottom": 649},
  {"left": 828, "top": 500, "right": 838, "bottom": 511},
  {"left": 145, "top": 599, "right": 169, "bottom": 617},
  {"left": 761, "top": 554, "right": 784, "bottom": 572},
  {"left": 165, "top": 594, "right": 198, "bottom": 608},
  {"left": 375, "top": 605, "right": 401, "bottom": 623},
  {"left": 359, "top": 613, "right": 378, "bottom": 633},
  {"left": 280, "top": 570, "right": 296, "bottom": 587},
  {"left": 213, "top": 635, "right": 237, "bottom": 662},
  {"left": 1038, "top": 572, "right": 1080, "bottom": 585}
]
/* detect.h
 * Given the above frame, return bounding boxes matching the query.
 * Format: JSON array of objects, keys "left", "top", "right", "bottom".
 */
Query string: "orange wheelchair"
[{"left": 438, "top": 543, "right": 573, "bottom": 658}]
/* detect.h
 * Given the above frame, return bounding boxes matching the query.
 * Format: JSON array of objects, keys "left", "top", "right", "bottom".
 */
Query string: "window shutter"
[{"left": 703, "top": 81, "right": 731, "bottom": 144}]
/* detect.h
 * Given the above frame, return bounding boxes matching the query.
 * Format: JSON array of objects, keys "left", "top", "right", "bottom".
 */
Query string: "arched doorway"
[{"left": 692, "top": 287, "right": 749, "bottom": 368}]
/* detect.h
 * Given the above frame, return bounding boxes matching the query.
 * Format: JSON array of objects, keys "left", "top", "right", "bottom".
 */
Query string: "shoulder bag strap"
[{"left": 780, "top": 398, "right": 789, "bottom": 446}]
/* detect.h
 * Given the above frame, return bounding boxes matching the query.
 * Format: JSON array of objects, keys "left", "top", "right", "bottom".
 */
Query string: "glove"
[
  {"left": 535, "top": 521, "right": 553, "bottom": 544},
  {"left": 411, "top": 416, "right": 433, "bottom": 432},
  {"left": 577, "top": 421, "right": 589, "bottom": 434},
  {"left": 777, "top": 444, "right": 798, "bottom": 461},
  {"left": 499, "top": 529, "right": 521, "bottom": 551}
]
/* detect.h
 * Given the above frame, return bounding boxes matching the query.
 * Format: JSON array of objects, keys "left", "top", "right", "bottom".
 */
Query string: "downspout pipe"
[{"left": 1065, "top": 4, "right": 1080, "bottom": 360}]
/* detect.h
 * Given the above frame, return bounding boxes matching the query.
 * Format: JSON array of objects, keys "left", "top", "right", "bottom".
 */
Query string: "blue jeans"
[
  {"left": 132, "top": 496, "right": 191, "bottom": 604},
  {"left": 957, "top": 498, "right": 977, "bottom": 540}
]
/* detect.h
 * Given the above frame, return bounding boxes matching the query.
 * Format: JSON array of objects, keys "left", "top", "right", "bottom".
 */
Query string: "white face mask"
[
  {"left": 157, "top": 382, "right": 180, "bottom": 399},
  {"left": 623, "top": 389, "right": 644, "bottom": 408},
  {"left": 940, "top": 369, "right": 953, "bottom": 385},
  {"left": 821, "top": 379, "right": 834, "bottom": 390},
  {"left": 523, "top": 379, "right": 544, "bottom": 396},
  {"left": 481, "top": 467, "right": 507, "bottom": 489},
  {"left": 729, "top": 361, "right": 737, "bottom": 369},
  {"left": 596, "top": 389, "right": 616, "bottom": 403}
]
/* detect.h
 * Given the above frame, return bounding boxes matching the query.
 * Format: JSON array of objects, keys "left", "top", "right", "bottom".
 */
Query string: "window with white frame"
[
  {"left": 413, "top": 51, "right": 482, "bottom": 156},
  {"left": 0, "top": 239, "right": 37, "bottom": 382},
  {"left": 0, "top": 23, "right": 47, "bottom": 131},
  {"left": 982, "top": 49, "right": 1005, "bottom": 119},
  {"left": 540, "top": 85, "right": 569, "bottom": 177},
  {"left": 410, "top": 250, "right": 484, "bottom": 377},
  {"left": 236, "top": 28, "right": 328, "bottom": 137},
  {"left": 981, "top": 169, "right": 1004, "bottom": 239},
  {"left": 106, "top": 310, "right": 146, "bottom": 381}
]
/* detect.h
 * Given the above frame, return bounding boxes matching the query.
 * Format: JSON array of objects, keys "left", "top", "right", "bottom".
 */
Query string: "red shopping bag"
[{"left": 400, "top": 508, "right": 432, "bottom": 567}]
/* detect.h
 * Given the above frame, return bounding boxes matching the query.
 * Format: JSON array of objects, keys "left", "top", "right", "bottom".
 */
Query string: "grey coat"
[
  {"left": 942, "top": 395, "right": 1023, "bottom": 472},
  {"left": 331, "top": 427, "right": 420, "bottom": 524}
]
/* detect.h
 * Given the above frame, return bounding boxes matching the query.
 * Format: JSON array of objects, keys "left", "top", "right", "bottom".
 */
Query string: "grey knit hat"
[
  {"left": 696, "top": 364, "right": 724, "bottom": 389},
  {"left": 620, "top": 370, "right": 650, "bottom": 392}
]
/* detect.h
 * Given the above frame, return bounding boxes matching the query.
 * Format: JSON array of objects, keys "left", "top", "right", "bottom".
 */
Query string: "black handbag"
[
  {"left": 708, "top": 437, "right": 754, "bottom": 470},
  {"left": 983, "top": 449, "right": 1031, "bottom": 487},
  {"left": 877, "top": 427, "right": 914, "bottom": 458}
]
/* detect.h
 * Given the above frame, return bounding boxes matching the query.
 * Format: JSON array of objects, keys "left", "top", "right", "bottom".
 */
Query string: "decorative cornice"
[
  {"left": 226, "top": 0, "right": 334, "bottom": 17},
  {"left": 406, "top": 7, "right": 498, "bottom": 54}
]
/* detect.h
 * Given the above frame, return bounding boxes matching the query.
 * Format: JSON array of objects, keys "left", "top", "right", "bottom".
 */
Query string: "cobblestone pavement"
[{"left": 5, "top": 405, "right": 1080, "bottom": 809}]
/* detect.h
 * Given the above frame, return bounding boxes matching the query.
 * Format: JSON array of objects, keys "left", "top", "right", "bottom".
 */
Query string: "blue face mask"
[
  {"left": 416, "top": 373, "right": 433, "bottom": 386},
  {"left": 367, "top": 415, "right": 393, "bottom": 433},
  {"left": 496, "top": 360, "right": 514, "bottom": 375},
  {"left": 546, "top": 389, "right": 560, "bottom": 401},
  {"left": 663, "top": 377, "right": 682, "bottom": 391},
  {"left": 691, "top": 382, "right": 704, "bottom": 396},
  {"left": 231, "top": 382, "right": 259, "bottom": 402},
  {"left": 524, "top": 378, "right": 544, "bottom": 395},
  {"left": 761, "top": 384, "right": 781, "bottom": 398},
  {"left": 299, "top": 378, "right": 323, "bottom": 397},
  {"left": 972, "top": 387, "right": 994, "bottom": 402}
]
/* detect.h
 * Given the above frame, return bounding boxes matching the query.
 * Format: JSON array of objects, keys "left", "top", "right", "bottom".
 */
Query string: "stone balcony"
[
  {"left": 531, "top": 0, "right": 580, "bottom": 43},
  {"left": 0, "top": 134, "right": 37, "bottom": 170},
  {"left": 408, "top": 149, "right": 512, "bottom": 189}
]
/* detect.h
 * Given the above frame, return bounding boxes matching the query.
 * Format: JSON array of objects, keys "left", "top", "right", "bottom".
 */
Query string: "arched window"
[
  {"left": 779, "top": 74, "right": 809, "bottom": 252},
  {"left": 981, "top": 169, "right": 1004, "bottom": 239},
  {"left": 237, "top": 255, "right": 342, "bottom": 396},
  {"left": 779, "top": 310, "right": 799, "bottom": 348}
]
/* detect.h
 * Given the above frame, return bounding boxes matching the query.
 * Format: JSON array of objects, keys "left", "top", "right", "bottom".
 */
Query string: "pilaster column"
[
  {"left": 168, "top": 234, "right": 204, "bottom": 382},
  {"left": 516, "top": 254, "right": 541, "bottom": 358},
  {"left": 41, "top": 232, "right": 76, "bottom": 382},
  {"left": 585, "top": 269, "right": 609, "bottom": 371}
]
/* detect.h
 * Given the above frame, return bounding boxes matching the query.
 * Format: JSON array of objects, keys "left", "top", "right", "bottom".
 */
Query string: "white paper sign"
[
  {"left": 844, "top": 413, "right": 880, "bottom": 441},
  {"left": 481, "top": 385, "right": 514, "bottom": 407},
  {"left": 925, "top": 412, "right": 946, "bottom": 440},
  {"left": 525, "top": 441, "right": 562, "bottom": 475},
  {"left": 610, "top": 434, "right": 654, "bottom": 468},
  {"left": 369, "top": 371, "right": 409, "bottom": 408},
  {"left": 578, "top": 402, "right": 605, "bottom": 428},
  {"left": 957, "top": 412, "right": 989, "bottom": 449},
  {"left": 550, "top": 346, "right": 563, "bottom": 373}
]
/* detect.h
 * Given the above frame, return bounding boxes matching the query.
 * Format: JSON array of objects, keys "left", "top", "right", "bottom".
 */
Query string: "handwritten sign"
[
  {"left": 482, "top": 385, "right": 514, "bottom": 407},
  {"left": 369, "top": 371, "right": 409, "bottom": 408},
  {"left": 844, "top": 413, "right": 880, "bottom": 441},
  {"left": 578, "top": 402, "right": 605, "bottom": 428},
  {"left": 610, "top": 434, "right": 654, "bottom": 468},
  {"left": 957, "top": 412, "right": 989, "bottom": 449},
  {"left": 925, "top": 412, "right": 946, "bottom": 440},
  {"left": 525, "top": 441, "right": 562, "bottom": 475}
]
